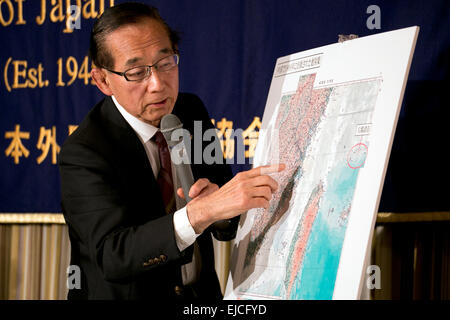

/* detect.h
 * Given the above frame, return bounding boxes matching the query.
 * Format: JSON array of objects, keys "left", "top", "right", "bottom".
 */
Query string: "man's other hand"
[
  {"left": 177, "top": 178, "right": 219, "bottom": 201},
  {"left": 186, "top": 164, "right": 285, "bottom": 234}
]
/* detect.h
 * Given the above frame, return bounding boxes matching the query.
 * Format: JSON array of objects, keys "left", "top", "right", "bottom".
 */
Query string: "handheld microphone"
[
  {"left": 160, "top": 114, "right": 194, "bottom": 202},
  {"left": 160, "top": 114, "right": 231, "bottom": 232}
]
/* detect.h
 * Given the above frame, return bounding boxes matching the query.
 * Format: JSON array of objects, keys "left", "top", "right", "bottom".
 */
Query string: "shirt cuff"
[{"left": 173, "top": 206, "right": 199, "bottom": 252}]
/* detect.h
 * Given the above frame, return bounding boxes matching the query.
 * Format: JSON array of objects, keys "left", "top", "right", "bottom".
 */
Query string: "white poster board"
[{"left": 225, "top": 26, "right": 419, "bottom": 300}]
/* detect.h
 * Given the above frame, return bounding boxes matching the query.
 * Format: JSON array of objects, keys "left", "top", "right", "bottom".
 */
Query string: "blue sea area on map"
[{"left": 289, "top": 161, "right": 359, "bottom": 299}]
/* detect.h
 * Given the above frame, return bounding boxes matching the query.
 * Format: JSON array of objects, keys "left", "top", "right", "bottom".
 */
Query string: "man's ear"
[{"left": 91, "top": 68, "right": 113, "bottom": 96}]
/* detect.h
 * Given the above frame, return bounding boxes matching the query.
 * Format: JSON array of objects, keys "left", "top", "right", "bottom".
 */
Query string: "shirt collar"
[{"left": 111, "top": 95, "right": 159, "bottom": 143}]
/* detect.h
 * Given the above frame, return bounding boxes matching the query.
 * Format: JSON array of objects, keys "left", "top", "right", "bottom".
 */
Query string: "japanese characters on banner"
[
  {"left": 1, "top": 0, "right": 450, "bottom": 215},
  {"left": 0, "top": 1, "right": 260, "bottom": 214},
  {"left": 4, "top": 120, "right": 260, "bottom": 165}
]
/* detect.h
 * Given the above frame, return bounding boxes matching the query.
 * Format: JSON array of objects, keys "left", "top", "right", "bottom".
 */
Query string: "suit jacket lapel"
[{"left": 100, "top": 97, "right": 165, "bottom": 218}]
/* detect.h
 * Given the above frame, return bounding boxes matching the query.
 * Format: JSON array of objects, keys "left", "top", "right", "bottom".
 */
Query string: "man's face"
[{"left": 102, "top": 19, "right": 179, "bottom": 127}]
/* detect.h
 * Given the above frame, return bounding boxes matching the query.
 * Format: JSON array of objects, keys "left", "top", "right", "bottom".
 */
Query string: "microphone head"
[{"left": 160, "top": 114, "right": 184, "bottom": 144}]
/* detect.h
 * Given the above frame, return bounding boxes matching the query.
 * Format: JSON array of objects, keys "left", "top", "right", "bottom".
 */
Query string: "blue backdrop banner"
[{"left": 1, "top": 0, "right": 449, "bottom": 214}]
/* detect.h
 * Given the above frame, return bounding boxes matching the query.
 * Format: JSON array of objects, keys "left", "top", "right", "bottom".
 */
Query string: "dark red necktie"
[{"left": 153, "top": 131, "right": 176, "bottom": 215}]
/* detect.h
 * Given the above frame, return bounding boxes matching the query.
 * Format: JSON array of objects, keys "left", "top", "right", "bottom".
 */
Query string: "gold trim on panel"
[
  {"left": 0, "top": 214, "right": 65, "bottom": 224},
  {"left": 2, "top": 212, "right": 450, "bottom": 224},
  {"left": 377, "top": 212, "right": 450, "bottom": 223}
]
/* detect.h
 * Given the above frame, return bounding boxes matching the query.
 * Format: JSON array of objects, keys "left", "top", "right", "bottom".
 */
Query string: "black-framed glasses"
[{"left": 103, "top": 54, "right": 180, "bottom": 81}]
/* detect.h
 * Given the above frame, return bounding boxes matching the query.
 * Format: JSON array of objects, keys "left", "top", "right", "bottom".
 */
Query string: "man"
[{"left": 58, "top": 2, "right": 282, "bottom": 300}]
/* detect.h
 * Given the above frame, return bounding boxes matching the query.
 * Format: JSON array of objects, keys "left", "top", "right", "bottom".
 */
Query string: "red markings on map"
[
  {"left": 250, "top": 74, "right": 330, "bottom": 240},
  {"left": 285, "top": 182, "right": 324, "bottom": 298},
  {"left": 347, "top": 143, "right": 368, "bottom": 169},
  {"left": 244, "top": 74, "right": 332, "bottom": 268}
]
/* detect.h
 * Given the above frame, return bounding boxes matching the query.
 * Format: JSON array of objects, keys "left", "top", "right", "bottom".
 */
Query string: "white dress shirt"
[{"left": 112, "top": 96, "right": 201, "bottom": 284}]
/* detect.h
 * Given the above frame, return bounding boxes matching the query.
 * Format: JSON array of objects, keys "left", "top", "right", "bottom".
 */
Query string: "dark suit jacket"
[{"left": 58, "top": 93, "right": 236, "bottom": 300}]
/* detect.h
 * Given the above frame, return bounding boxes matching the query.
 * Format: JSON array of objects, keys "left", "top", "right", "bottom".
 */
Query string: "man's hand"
[{"left": 185, "top": 164, "right": 285, "bottom": 234}]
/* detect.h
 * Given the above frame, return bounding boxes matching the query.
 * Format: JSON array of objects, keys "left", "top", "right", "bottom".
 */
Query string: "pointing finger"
[
  {"left": 246, "top": 163, "right": 285, "bottom": 178},
  {"left": 251, "top": 175, "right": 279, "bottom": 193}
]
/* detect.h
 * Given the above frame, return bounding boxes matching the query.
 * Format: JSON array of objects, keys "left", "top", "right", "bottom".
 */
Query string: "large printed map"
[
  {"left": 225, "top": 27, "right": 418, "bottom": 299},
  {"left": 229, "top": 74, "right": 381, "bottom": 299}
]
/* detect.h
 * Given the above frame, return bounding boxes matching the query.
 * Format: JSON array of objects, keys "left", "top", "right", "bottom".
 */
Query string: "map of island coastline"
[{"left": 225, "top": 27, "right": 419, "bottom": 300}]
